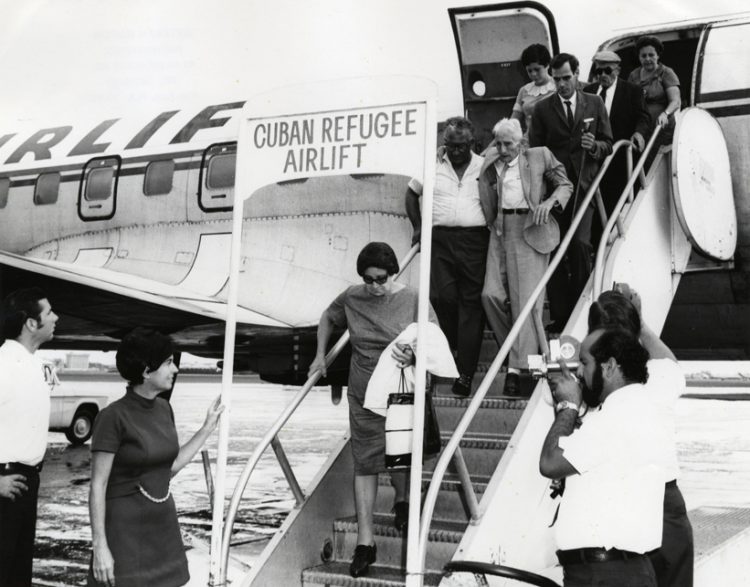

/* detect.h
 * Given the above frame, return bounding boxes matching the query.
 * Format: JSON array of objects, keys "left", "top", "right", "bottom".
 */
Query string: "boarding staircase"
[{"left": 218, "top": 109, "right": 737, "bottom": 586}]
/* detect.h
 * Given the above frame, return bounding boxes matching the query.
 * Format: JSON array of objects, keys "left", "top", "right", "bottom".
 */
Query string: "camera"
[{"left": 528, "top": 336, "right": 580, "bottom": 379}]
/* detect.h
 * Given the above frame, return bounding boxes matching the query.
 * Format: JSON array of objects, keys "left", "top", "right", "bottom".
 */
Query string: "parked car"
[{"left": 43, "top": 363, "right": 111, "bottom": 445}]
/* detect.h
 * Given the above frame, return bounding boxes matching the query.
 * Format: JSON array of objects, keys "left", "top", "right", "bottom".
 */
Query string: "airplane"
[
  {"left": 0, "top": 1, "right": 747, "bottom": 393},
  {"left": 1, "top": 2, "right": 748, "bottom": 586}
]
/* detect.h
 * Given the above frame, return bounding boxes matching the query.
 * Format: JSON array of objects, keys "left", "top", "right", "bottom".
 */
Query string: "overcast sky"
[{"left": 0, "top": 0, "right": 746, "bottom": 127}]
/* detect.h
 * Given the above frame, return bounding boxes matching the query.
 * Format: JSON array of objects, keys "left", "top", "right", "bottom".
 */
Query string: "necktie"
[
  {"left": 600, "top": 86, "right": 608, "bottom": 102},
  {"left": 564, "top": 100, "right": 574, "bottom": 128}
]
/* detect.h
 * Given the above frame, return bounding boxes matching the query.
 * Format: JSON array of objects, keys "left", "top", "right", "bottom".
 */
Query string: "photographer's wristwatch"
[{"left": 555, "top": 400, "right": 580, "bottom": 414}]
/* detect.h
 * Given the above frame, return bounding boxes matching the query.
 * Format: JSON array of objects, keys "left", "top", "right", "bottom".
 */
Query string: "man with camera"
[{"left": 539, "top": 327, "right": 669, "bottom": 587}]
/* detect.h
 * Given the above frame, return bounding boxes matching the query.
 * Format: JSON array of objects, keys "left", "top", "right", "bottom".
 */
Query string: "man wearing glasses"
[
  {"left": 584, "top": 50, "right": 651, "bottom": 248},
  {"left": 528, "top": 52, "right": 613, "bottom": 333},
  {"left": 405, "top": 117, "right": 490, "bottom": 397}
]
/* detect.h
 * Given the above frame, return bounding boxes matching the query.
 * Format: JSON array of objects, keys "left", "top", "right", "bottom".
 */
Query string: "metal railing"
[
  {"left": 218, "top": 243, "right": 421, "bottom": 583},
  {"left": 593, "top": 126, "right": 662, "bottom": 298},
  {"left": 414, "top": 127, "right": 664, "bottom": 577}
]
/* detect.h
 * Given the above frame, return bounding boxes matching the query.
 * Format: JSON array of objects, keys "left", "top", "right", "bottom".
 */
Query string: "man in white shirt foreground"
[
  {"left": 588, "top": 285, "right": 693, "bottom": 587},
  {"left": 0, "top": 287, "right": 58, "bottom": 587},
  {"left": 540, "top": 327, "right": 669, "bottom": 586}
]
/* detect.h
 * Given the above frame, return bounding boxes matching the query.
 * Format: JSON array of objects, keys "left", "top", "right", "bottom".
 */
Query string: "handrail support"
[
  {"left": 270, "top": 435, "right": 305, "bottom": 506},
  {"left": 452, "top": 447, "right": 480, "bottom": 522}
]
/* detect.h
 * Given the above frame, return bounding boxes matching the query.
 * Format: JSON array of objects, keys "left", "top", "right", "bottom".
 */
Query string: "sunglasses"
[
  {"left": 363, "top": 274, "right": 388, "bottom": 285},
  {"left": 594, "top": 66, "right": 616, "bottom": 75}
]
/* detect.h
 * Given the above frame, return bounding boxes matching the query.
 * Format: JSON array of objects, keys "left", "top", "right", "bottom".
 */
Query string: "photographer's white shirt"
[{"left": 555, "top": 383, "right": 670, "bottom": 553}]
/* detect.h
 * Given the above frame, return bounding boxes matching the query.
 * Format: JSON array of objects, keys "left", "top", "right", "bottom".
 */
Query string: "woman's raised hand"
[{"left": 203, "top": 396, "right": 224, "bottom": 431}]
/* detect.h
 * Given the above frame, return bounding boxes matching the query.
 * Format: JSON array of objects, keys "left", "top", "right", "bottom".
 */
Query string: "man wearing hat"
[
  {"left": 479, "top": 118, "right": 572, "bottom": 396},
  {"left": 584, "top": 50, "right": 651, "bottom": 247}
]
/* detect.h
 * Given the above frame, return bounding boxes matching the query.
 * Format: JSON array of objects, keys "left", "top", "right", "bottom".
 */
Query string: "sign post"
[{"left": 208, "top": 77, "right": 437, "bottom": 586}]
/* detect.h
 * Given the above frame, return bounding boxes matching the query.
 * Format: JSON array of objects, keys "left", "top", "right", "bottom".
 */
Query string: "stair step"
[
  {"left": 333, "top": 515, "right": 463, "bottom": 569},
  {"left": 376, "top": 472, "right": 489, "bottom": 523},
  {"left": 432, "top": 372, "right": 512, "bottom": 398},
  {"left": 433, "top": 395, "right": 527, "bottom": 435},
  {"left": 421, "top": 432, "right": 508, "bottom": 476},
  {"left": 303, "top": 562, "right": 443, "bottom": 586}
]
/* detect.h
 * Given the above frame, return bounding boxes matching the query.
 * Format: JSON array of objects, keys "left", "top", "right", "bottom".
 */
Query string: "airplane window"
[
  {"left": 85, "top": 167, "right": 115, "bottom": 201},
  {"left": 207, "top": 153, "right": 236, "bottom": 189},
  {"left": 0, "top": 177, "right": 8, "bottom": 208},
  {"left": 144, "top": 160, "right": 175, "bottom": 196},
  {"left": 34, "top": 173, "right": 60, "bottom": 205}
]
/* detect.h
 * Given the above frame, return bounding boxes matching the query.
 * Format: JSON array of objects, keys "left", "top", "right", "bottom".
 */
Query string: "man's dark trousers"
[
  {"left": 0, "top": 468, "right": 40, "bottom": 587},
  {"left": 563, "top": 556, "right": 657, "bottom": 587},
  {"left": 430, "top": 226, "right": 489, "bottom": 377}
]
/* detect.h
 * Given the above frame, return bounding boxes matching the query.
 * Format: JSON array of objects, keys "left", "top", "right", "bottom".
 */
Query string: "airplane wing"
[{"left": 0, "top": 250, "right": 291, "bottom": 354}]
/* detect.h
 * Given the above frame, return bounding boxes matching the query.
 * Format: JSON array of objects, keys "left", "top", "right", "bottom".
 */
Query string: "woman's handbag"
[{"left": 385, "top": 370, "right": 442, "bottom": 469}]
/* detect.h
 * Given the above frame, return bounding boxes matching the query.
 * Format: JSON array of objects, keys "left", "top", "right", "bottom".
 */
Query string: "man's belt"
[
  {"left": 433, "top": 225, "right": 487, "bottom": 231},
  {"left": 557, "top": 547, "right": 642, "bottom": 565},
  {"left": 501, "top": 208, "right": 529, "bottom": 215},
  {"left": 1, "top": 462, "right": 43, "bottom": 475}
]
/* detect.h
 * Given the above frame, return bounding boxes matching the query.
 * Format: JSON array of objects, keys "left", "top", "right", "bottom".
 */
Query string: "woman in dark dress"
[
  {"left": 308, "top": 242, "right": 436, "bottom": 578},
  {"left": 88, "top": 328, "right": 223, "bottom": 587}
]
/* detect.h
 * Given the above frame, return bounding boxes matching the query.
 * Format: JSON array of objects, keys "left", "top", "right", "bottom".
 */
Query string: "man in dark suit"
[
  {"left": 584, "top": 50, "right": 652, "bottom": 247},
  {"left": 528, "top": 52, "right": 613, "bottom": 332}
]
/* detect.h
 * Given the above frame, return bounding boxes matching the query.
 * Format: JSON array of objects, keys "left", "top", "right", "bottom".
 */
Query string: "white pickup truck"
[{"left": 43, "top": 363, "right": 112, "bottom": 445}]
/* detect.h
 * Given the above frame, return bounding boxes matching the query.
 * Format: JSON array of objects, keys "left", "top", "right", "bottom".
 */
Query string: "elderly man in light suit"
[{"left": 480, "top": 118, "right": 573, "bottom": 396}]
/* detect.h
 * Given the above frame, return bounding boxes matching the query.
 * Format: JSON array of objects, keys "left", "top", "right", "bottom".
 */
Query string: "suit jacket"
[
  {"left": 583, "top": 78, "right": 651, "bottom": 142},
  {"left": 527, "top": 90, "right": 613, "bottom": 195},
  {"left": 478, "top": 146, "right": 573, "bottom": 232}
]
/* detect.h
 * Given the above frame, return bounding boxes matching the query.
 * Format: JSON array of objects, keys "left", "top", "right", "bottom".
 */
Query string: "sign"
[{"left": 242, "top": 102, "right": 426, "bottom": 189}]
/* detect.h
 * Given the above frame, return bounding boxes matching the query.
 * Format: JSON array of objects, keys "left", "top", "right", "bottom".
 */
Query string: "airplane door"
[
  {"left": 78, "top": 156, "right": 119, "bottom": 221},
  {"left": 448, "top": 1, "right": 558, "bottom": 149}
]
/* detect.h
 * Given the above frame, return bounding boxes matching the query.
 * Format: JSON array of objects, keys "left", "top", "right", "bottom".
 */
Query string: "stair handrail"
[
  {"left": 218, "top": 244, "right": 421, "bottom": 584},
  {"left": 593, "top": 125, "right": 663, "bottom": 298},
  {"left": 413, "top": 137, "right": 643, "bottom": 577}
]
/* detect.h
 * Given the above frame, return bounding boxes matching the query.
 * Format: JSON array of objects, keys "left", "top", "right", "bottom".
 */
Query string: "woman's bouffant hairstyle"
[
  {"left": 521, "top": 43, "right": 551, "bottom": 67},
  {"left": 116, "top": 327, "right": 174, "bottom": 385},
  {"left": 635, "top": 35, "right": 664, "bottom": 56},
  {"left": 588, "top": 291, "right": 641, "bottom": 337},
  {"left": 356, "top": 242, "right": 399, "bottom": 277}
]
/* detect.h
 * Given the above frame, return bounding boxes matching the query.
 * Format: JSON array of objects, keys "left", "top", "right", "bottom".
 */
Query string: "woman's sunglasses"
[{"left": 363, "top": 274, "right": 388, "bottom": 285}]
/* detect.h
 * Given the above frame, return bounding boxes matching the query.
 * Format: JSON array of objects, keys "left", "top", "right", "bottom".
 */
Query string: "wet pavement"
[
  {"left": 32, "top": 376, "right": 350, "bottom": 586},
  {"left": 29, "top": 376, "right": 750, "bottom": 586}
]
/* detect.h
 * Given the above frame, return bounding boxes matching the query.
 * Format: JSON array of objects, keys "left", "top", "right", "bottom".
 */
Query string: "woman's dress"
[
  {"left": 628, "top": 63, "right": 680, "bottom": 140},
  {"left": 87, "top": 389, "right": 189, "bottom": 587},
  {"left": 512, "top": 78, "right": 556, "bottom": 139},
  {"left": 326, "top": 285, "right": 434, "bottom": 475}
]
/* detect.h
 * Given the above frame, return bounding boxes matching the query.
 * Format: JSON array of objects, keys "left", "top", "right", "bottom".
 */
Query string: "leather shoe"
[
  {"left": 393, "top": 501, "right": 409, "bottom": 532},
  {"left": 349, "top": 543, "right": 377, "bottom": 577},
  {"left": 452, "top": 374, "right": 472, "bottom": 397},
  {"left": 503, "top": 372, "right": 520, "bottom": 397}
]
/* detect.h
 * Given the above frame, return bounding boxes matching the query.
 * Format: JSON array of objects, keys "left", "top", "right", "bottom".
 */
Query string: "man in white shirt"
[
  {"left": 405, "top": 117, "right": 490, "bottom": 397},
  {"left": 588, "top": 285, "right": 693, "bottom": 587},
  {"left": 540, "top": 328, "right": 669, "bottom": 586},
  {"left": 0, "top": 287, "right": 58, "bottom": 587}
]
